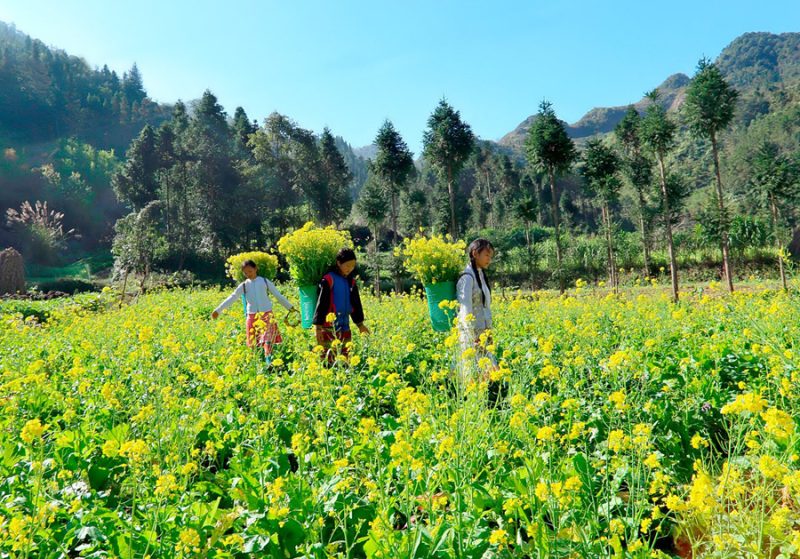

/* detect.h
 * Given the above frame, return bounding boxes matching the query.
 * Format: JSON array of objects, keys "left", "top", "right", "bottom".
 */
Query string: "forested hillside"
[{"left": 2, "top": 22, "right": 799, "bottom": 289}]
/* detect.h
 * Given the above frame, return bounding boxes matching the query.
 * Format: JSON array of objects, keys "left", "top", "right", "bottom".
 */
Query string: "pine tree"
[
  {"left": 121, "top": 62, "right": 146, "bottom": 104},
  {"left": 319, "top": 127, "right": 353, "bottom": 225},
  {"left": 615, "top": 107, "right": 654, "bottom": 277},
  {"left": 684, "top": 57, "right": 739, "bottom": 292},
  {"left": 372, "top": 120, "right": 415, "bottom": 244},
  {"left": 232, "top": 106, "right": 257, "bottom": 153},
  {"left": 422, "top": 99, "right": 475, "bottom": 237},
  {"left": 112, "top": 124, "right": 160, "bottom": 210},
  {"left": 748, "top": 142, "right": 800, "bottom": 290},
  {"left": 356, "top": 175, "right": 389, "bottom": 297},
  {"left": 640, "top": 90, "right": 680, "bottom": 302},
  {"left": 525, "top": 100, "right": 577, "bottom": 291},
  {"left": 581, "top": 139, "right": 622, "bottom": 291}
]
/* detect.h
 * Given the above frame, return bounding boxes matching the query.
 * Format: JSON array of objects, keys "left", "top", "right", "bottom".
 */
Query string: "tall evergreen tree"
[
  {"left": 121, "top": 63, "right": 146, "bottom": 104},
  {"left": 186, "top": 90, "right": 239, "bottom": 251},
  {"left": 615, "top": 107, "right": 654, "bottom": 277},
  {"left": 319, "top": 127, "right": 352, "bottom": 225},
  {"left": 249, "top": 112, "right": 303, "bottom": 237},
  {"left": 581, "top": 139, "right": 622, "bottom": 290},
  {"left": 684, "top": 57, "right": 739, "bottom": 292},
  {"left": 232, "top": 106, "right": 257, "bottom": 153},
  {"left": 514, "top": 174, "right": 538, "bottom": 278},
  {"left": 372, "top": 120, "right": 415, "bottom": 243},
  {"left": 640, "top": 90, "right": 680, "bottom": 302},
  {"left": 525, "top": 100, "right": 577, "bottom": 291},
  {"left": 422, "top": 99, "right": 475, "bottom": 237},
  {"left": 112, "top": 124, "right": 159, "bottom": 210},
  {"left": 748, "top": 142, "right": 800, "bottom": 290},
  {"left": 356, "top": 174, "right": 389, "bottom": 297},
  {"left": 473, "top": 144, "right": 496, "bottom": 227}
]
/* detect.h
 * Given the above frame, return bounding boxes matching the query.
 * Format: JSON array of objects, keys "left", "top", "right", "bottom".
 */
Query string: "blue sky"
[{"left": 2, "top": 1, "right": 798, "bottom": 154}]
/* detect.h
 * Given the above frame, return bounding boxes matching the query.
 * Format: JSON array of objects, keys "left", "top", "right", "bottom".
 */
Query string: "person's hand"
[
  {"left": 211, "top": 311, "right": 219, "bottom": 319},
  {"left": 357, "top": 323, "right": 370, "bottom": 335}
]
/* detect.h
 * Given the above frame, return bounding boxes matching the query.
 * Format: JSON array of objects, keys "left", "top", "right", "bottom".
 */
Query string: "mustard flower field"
[{"left": 1, "top": 283, "right": 799, "bottom": 558}]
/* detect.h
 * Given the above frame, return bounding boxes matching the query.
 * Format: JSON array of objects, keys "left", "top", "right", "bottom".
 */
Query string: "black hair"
[
  {"left": 241, "top": 259, "right": 257, "bottom": 270},
  {"left": 467, "top": 238, "right": 494, "bottom": 305},
  {"left": 332, "top": 247, "right": 357, "bottom": 277},
  {"left": 335, "top": 247, "right": 357, "bottom": 264}
]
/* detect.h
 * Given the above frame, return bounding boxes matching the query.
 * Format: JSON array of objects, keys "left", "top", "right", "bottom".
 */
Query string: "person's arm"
[
  {"left": 212, "top": 283, "right": 244, "bottom": 317},
  {"left": 350, "top": 280, "right": 368, "bottom": 334},
  {"left": 265, "top": 279, "right": 294, "bottom": 311},
  {"left": 456, "top": 274, "right": 474, "bottom": 318},
  {"left": 312, "top": 277, "right": 331, "bottom": 326}
]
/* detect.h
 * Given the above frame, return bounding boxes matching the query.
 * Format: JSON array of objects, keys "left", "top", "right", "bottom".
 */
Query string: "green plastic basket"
[
  {"left": 425, "top": 281, "right": 457, "bottom": 332},
  {"left": 298, "top": 285, "right": 319, "bottom": 329}
]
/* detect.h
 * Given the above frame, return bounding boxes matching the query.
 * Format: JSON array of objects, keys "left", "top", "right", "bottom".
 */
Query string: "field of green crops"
[{"left": 1, "top": 282, "right": 799, "bottom": 558}]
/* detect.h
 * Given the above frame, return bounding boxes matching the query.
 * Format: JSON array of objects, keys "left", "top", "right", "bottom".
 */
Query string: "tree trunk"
[
  {"left": 548, "top": 167, "right": 564, "bottom": 293},
  {"left": 658, "top": 155, "right": 679, "bottom": 303},
  {"left": 770, "top": 195, "right": 787, "bottom": 291},
  {"left": 485, "top": 169, "right": 494, "bottom": 228},
  {"left": 373, "top": 226, "right": 381, "bottom": 300},
  {"left": 390, "top": 192, "right": 402, "bottom": 293},
  {"left": 637, "top": 187, "right": 651, "bottom": 278},
  {"left": 119, "top": 268, "right": 129, "bottom": 308},
  {"left": 525, "top": 220, "right": 532, "bottom": 281},
  {"left": 447, "top": 167, "right": 457, "bottom": 237},
  {"left": 711, "top": 133, "right": 734, "bottom": 293},
  {"left": 603, "top": 204, "right": 616, "bottom": 293},
  {"left": 139, "top": 265, "right": 149, "bottom": 295},
  {"left": 536, "top": 178, "right": 545, "bottom": 225}
]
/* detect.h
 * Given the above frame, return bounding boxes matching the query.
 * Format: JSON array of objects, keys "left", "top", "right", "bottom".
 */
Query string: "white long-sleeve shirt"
[
  {"left": 214, "top": 276, "right": 293, "bottom": 315},
  {"left": 456, "top": 265, "right": 492, "bottom": 334}
]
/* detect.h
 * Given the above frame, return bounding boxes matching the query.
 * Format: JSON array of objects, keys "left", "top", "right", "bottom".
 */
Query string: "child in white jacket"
[
  {"left": 211, "top": 259, "right": 295, "bottom": 357},
  {"left": 456, "top": 239, "right": 501, "bottom": 401}
]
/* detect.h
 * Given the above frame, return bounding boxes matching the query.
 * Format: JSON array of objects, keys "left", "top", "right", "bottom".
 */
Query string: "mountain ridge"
[{"left": 498, "top": 31, "right": 800, "bottom": 151}]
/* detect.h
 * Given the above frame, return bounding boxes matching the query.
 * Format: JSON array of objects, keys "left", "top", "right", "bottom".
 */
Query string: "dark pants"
[{"left": 316, "top": 328, "right": 352, "bottom": 365}]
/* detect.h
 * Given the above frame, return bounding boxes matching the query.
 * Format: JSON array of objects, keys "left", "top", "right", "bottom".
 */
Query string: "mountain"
[
  {"left": 353, "top": 144, "right": 378, "bottom": 160},
  {"left": 498, "top": 32, "right": 800, "bottom": 150}
]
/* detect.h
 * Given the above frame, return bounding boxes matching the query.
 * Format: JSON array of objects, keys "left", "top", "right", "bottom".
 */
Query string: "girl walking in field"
[
  {"left": 456, "top": 238, "right": 505, "bottom": 404},
  {"left": 211, "top": 259, "right": 296, "bottom": 359},
  {"left": 312, "top": 248, "right": 370, "bottom": 364}
]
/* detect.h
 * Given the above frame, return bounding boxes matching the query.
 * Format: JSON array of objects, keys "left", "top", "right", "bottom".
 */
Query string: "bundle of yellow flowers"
[
  {"left": 225, "top": 251, "right": 278, "bottom": 282},
  {"left": 277, "top": 222, "right": 353, "bottom": 287},
  {"left": 399, "top": 233, "right": 465, "bottom": 331},
  {"left": 398, "top": 233, "right": 466, "bottom": 286}
]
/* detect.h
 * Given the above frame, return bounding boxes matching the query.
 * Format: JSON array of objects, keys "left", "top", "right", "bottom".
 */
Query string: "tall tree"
[
  {"left": 640, "top": 90, "right": 680, "bottom": 302},
  {"left": 748, "top": 142, "right": 800, "bottom": 290},
  {"left": 422, "top": 99, "right": 475, "bottom": 237},
  {"left": 684, "top": 57, "right": 739, "bottom": 292},
  {"left": 319, "top": 127, "right": 352, "bottom": 225},
  {"left": 356, "top": 174, "right": 390, "bottom": 298},
  {"left": 112, "top": 124, "right": 159, "bottom": 210},
  {"left": 496, "top": 155, "right": 522, "bottom": 227},
  {"left": 615, "top": 107, "right": 654, "bottom": 277},
  {"left": 249, "top": 112, "right": 303, "bottom": 238},
  {"left": 372, "top": 120, "right": 415, "bottom": 242},
  {"left": 186, "top": 90, "right": 239, "bottom": 251},
  {"left": 474, "top": 144, "right": 497, "bottom": 227},
  {"left": 525, "top": 100, "right": 577, "bottom": 291},
  {"left": 514, "top": 174, "right": 538, "bottom": 279},
  {"left": 232, "top": 106, "right": 257, "bottom": 153},
  {"left": 581, "top": 139, "right": 623, "bottom": 291},
  {"left": 121, "top": 62, "right": 146, "bottom": 104}
]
